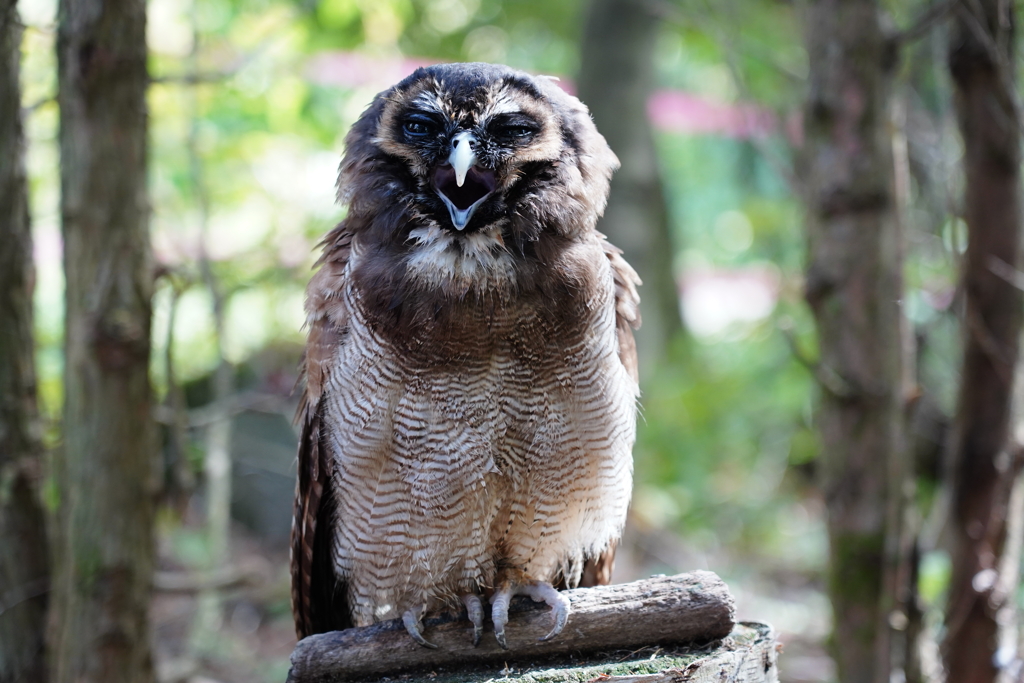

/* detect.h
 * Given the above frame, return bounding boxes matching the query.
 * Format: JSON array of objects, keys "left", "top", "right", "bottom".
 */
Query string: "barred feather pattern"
[{"left": 316, "top": 235, "right": 637, "bottom": 627}]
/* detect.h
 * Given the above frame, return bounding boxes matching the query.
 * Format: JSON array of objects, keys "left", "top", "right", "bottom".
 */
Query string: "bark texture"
[
  {"left": 942, "top": 2, "right": 1023, "bottom": 680},
  {"left": 288, "top": 624, "right": 778, "bottom": 683},
  {"left": 577, "top": 0, "right": 681, "bottom": 375},
  {"left": 286, "top": 572, "right": 737, "bottom": 682},
  {"left": 801, "top": 2, "right": 905, "bottom": 682},
  {"left": 51, "top": 0, "right": 157, "bottom": 681},
  {"left": 0, "top": 1, "right": 50, "bottom": 680}
]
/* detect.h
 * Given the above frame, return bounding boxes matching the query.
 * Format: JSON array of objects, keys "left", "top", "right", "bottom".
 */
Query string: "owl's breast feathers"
[{"left": 291, "top": 222, "right": 640, "bottom": 638}]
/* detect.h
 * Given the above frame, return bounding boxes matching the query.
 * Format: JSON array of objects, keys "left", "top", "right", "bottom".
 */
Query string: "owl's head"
[{"left": 336, "top": 63, "right": 618, "bottom": 307}]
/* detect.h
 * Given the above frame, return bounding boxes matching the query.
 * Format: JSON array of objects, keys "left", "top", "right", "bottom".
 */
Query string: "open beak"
[
  {"left": 449, "top": 131, "right": 476, "bottom": 187},
  {"left": 433, "top": 132, "right": 496, "bottom": 231}
]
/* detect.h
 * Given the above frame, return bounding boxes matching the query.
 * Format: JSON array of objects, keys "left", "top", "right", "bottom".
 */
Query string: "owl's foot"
[
  {"left": 401, "top": 604, "right": 438, "bottom": 649},
  {"left": 461, "top": 594, "right": 484, "bottom": 646},
  {"left": 489, "top": 579, "right": 570, "bottom": 650}
]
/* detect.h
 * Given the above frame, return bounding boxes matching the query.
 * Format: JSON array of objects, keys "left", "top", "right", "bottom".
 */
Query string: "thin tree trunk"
[
  {"left": 160, "top": 278, "right": 195, "bottom": 511},
  {"left": 0, "top": 2, "right": 50, "bottom": 680},
  {"left": 51, "top": 0, "right": 156, "bottom": 681},
  {"left": 801, "top": 1, "right": 906, "bottom": 681},
  {"left": 942, "top": 2, "right": 1023, "bottom": 680},
  {"left": 186, "top": 14, "right": 236, "bottom": 647},
  {"left": 576, "top": 0, "right": 682, "bottom": 376},
  {"left": 886, "top": 92, "right": 919, "bottom": 682}
]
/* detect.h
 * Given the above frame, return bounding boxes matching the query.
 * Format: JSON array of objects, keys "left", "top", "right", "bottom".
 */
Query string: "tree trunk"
[
  {"left": 942, "top": 2, "right": 1023, "bottom": 681},
  {"left": 801, "top": 2, "right": 906, "bottom": 682},
  {"left": 51, "top": 0, "right": 157, "bottom": 681},
  {"left": 576, "top": 0, "right": 682, "bottom": 376},
  {"left": 0, "top": 2, "right": 50, "bottom": 680}
]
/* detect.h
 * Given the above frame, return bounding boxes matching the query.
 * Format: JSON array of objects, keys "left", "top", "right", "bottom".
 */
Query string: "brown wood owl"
[{"left": 291, "top": 62, "right": 641, "bottom": 650}]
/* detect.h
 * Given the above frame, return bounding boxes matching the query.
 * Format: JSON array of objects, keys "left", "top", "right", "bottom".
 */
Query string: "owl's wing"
[
  {"left": 603, "top": 238, "right": 642, "bottom": 384},
  {"left": 292, "top": 224, "right": 354, "bottom": 638},
  {"left": 575, "top": 239, "right": 642, "bottom": 589}
]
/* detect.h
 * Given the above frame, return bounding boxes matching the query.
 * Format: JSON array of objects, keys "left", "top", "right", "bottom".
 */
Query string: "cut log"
[
  {"left": 286, "top": 571, "right": 768, "bottom": 683},
  {"left": 287, "top": 623, "right": 778, "bottom": 683}
]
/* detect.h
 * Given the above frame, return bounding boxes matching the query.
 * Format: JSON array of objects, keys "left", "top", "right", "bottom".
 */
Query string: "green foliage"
[
  {"left": 657, "top": 0, "right": 803, "bottom": 108},
  {"left": 634, "top": 312, "right": 817, "bottom": 551},
  {"left": 918, "top": 549, "right": 951, "bottom": 606},
  {"left": 658, "top": 134, "right": 800, "bottom": 268},
  {"left": 168, "top": 525, "right": 219, "bottom": 569}
]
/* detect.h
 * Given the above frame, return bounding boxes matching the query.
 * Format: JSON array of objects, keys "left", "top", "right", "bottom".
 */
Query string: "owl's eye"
[
  {"left": 490, "top": 116, "right": 539, "bottom": 141},
  {"left": 502, "top": 126, "right": 534, "bottom": 138},
  {"left": 402, "top": 116, "right": 436, "bottom": 138}
]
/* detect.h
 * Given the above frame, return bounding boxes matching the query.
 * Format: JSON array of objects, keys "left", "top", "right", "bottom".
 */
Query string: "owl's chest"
[
  {"left": 321, "top": 287, "right": 621, "bottom": 476},
  {"left": 329, "top": 319, "right": 579, "bottom": 450},
  {"left": 321, "top": 290, "right": 635, "bottom": 610}
]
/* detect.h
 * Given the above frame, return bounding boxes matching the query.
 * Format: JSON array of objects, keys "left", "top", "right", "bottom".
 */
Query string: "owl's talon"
[
  {"left": 402, "top": 606, "right": 437, "bottom": 649},
  {"left": 462, "top": 594, "right": 484, "bottom": 646},
  {"left": 521, "top": 582, "right": 571, "bottom": 641},
  {"left": 490, "top": 586, "right": 512, "bottom": 650},
  {"left": 488, "top": 579, "right": 569, "bottom": 648}
]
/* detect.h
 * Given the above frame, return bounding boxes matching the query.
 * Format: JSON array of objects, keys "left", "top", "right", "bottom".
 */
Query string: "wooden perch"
[{"left": 286, "top": 571, "right": 741, "bottom": 683}]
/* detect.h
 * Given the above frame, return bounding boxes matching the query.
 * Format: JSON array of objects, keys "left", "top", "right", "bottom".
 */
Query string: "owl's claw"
[
  {"left": 402, "top": 605, "right": 437, "bottom": 649},
  {"left": 461, "top": 594, "right": 484, "bottom": 646},
  {"left": 490, "top": 586, "right": 512, "bottom": 649},
  {"left": 522, "top": 582, "right": 571, "bottom": 642},
  {"left": 489, "top": 579, "right": 570, "bottom": 649}
]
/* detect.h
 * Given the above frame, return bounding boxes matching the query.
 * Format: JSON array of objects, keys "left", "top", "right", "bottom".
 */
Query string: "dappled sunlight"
[
  {"left": 680, "top": 265, "right": 780, "bottom": 339},
  {"left": 13, "top": 0, "right": 991, "bottom": 680}
]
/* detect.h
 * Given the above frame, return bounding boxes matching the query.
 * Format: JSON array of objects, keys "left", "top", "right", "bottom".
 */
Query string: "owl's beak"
[
  {"left": 449, "top": 131, "right": 477, "bottom": 187},
  {"left": 433, "top": 164, "right": 496, "bottom": 231},
  {"left": 434, "top": 132, "right": 496, "bottom": 231}
]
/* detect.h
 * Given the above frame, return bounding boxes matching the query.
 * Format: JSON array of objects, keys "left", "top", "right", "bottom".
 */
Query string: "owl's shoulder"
[
  {"left": 599, "top": 235, "right": 642, "bottom": 383},
  {"left": 299, "top": 222, "right": 354, "bottom": 419}
]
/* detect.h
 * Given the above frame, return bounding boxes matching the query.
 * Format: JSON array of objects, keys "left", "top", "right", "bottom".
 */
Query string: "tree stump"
[{"left": 285, "top": 571, "right": 779, "bottom": 682}]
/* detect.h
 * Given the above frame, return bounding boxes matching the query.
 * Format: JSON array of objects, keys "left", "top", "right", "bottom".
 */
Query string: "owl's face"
[
  {"left": 372, "top": 66, "right": 565, "bottom": 234},
  {"left": 338, "top": 63, "right": 618, "bottom": 306}
]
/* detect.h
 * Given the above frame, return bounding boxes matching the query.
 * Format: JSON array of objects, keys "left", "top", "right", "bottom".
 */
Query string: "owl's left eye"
[
  {"left": 489, "top": 116, "right": 539, "bottom": 142},
  {"left": 502, "top": 126, "right": 534, "bottom": 138}
]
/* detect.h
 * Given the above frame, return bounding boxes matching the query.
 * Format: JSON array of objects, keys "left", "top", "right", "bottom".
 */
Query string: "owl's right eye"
[{"left": 403, "top": 117, "right": 435, "bottom": 138}]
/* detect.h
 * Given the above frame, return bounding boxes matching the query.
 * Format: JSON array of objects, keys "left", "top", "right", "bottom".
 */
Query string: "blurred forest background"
[{"left": 3, "top": 0, "right": 1024, "bottom": 681}]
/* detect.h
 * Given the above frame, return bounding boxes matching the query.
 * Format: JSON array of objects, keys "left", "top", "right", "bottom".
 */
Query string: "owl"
[{"left": 291, "top": 62, "right": 641, "bottom": 650}]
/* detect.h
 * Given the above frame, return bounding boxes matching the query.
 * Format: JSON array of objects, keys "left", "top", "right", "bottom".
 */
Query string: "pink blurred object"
[
  {"left": 680, "top": 266, "right": 782, "bottom": 337},
  {"left": 648, "top": 90, "right": 777, "bottom": 139},
  {"left": 305, "top": 52, "right": 437, "bottom": 89}
]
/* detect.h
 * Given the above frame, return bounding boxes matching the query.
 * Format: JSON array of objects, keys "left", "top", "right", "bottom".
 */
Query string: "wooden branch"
[
  {"left": 152, "top": 391, "right": 295, "bottom": 428},
  {"left": 286, "top": 571, "right": 735, "bottom": 683},
  {"left": 892, "top": 0, "right": 957, "bottom": 46},
  {"left": 152, "top": 565, "right": 258, "bottom": 593}
]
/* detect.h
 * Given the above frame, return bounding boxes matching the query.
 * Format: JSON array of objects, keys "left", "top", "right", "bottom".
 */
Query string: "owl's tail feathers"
[
  {"left": 579, "top": 541, "right": 617, "bottom": 587},
  {"left": 490, "top": 577, "right": 571, "bottom": 650}
]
